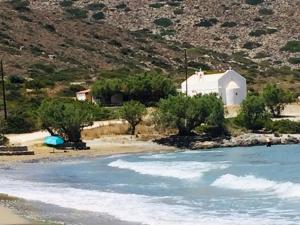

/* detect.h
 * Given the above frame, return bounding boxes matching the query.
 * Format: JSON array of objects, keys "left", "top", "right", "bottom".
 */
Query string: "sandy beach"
[
  {"left": 0, "top": 134, "right": 176, "bottom": 224},
  {"left": 0, "top": 205, "right": 29, "bottom": 225},
  {"left": 0, "top": 136, "right": 175, "bottom": 165}
]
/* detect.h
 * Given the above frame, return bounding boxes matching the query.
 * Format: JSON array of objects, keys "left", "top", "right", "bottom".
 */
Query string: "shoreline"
[
  {"left": 1, "top": 134, "right": 300, "bottom": 224},
  {"left": 1, "top": 133, "right": 300, "bottom": 165}
]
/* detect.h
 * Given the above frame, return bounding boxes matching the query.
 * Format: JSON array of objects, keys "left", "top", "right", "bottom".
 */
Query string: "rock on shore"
[{"left": 155, "top": 133, "right": 300, "bottom": 150}]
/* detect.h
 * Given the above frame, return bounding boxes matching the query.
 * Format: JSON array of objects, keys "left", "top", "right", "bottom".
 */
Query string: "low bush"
[
  {"left": 245, "top": 0, "right": 264, "bottom": 5},
  {"left": 195, "top": 18, "right": 218, "bottom": 28},
  {"left": 9, "top": 75, "right": 25, "bottom": 84},
  {"left": 149, "top": 3, "right": 164, "bottom": 8},
  {"left": 249, "top": 28, "right": 277, "bottom": 37},
  {"left": 10, "top": 0, "right": 30, "bottom": 11},
  {"left": 59, "top": 0, "right": 74, "bottom": 7},
  {"left": 259, "top": 8, "right": 274, "bottom": 15},
  {"left": 243, "top": 41, "right": 262, "bottom": 49},
  {"left": 92, "top": 12, "right": 105, "bottom": 20},
  {"left": 167, "top": 1, "right": 182, "bottom": 7},
  {"left": 281, "top": 41, "right": 300, "bottom": 53},
  {"left": 288, "top": 57, "right": 300, "bottom": 64},
  {"left": 66, "top": 8, "right": 88, "bottom": 19},
  {"left": 153, "top": 18, "right": 173, "bottom": 27},
  {"left": 221, "top": 21, "right": 237, "bottom": 27},
  {"left": 173, "top": 8, "right": 184, "bottom": 15},
  {"left": 87, "top": 3, "right": 106, "bottom": 11},
  {"left": 43, "top": 24, "right": 56, "bottom": 32},
  {"left": 266, "top": 120, "right": 300, "bottom": 134}
]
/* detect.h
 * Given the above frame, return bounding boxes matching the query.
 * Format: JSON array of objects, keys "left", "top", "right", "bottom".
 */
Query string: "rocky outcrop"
[{"left": 155, "top": 133, "right": 300, "bottom": 150}]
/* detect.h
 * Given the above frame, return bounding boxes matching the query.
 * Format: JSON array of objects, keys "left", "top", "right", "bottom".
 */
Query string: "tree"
[
  {"left": 262, "top": 84, "right": 294, "bottom": 117},
  {"left": 119, "top": 100, "right": 146, "bottom": 135},
  {"left": 39, "top": 98, "right": 96, "bottom": 142},
  {"left": 127, "top": 73, "right": 177, "bottom": 105},
  {"left": 154, "top": 94, "right": 224, "bottom": 136},
  {"left": 92, "top": 78, "right": 126, "bottom": 104},
  {"left": 203, "top": 94, "right": 226, "bottom": 136},
  {"left": 236, "top": 95, "right": 270, "bottom": 130}
]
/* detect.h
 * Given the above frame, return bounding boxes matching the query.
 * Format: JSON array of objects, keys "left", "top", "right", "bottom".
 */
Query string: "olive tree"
[
  {"left": 154, "top": 94, "right": 224, "bottom": 136},
  {"left": 236, "top": 95, "right": 270, "bottom": 130},
  {"left": 119, "top": 100, "right": 146, "bottom": 135},
  {"left": 39, "top": 98, "right": 96, "bottom": 142},
  {"left": 262, "top": 84, "right": 293, "bottom": 117}
]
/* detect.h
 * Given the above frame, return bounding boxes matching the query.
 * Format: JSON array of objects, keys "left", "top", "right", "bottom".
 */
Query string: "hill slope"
[{"left": 0, "top": 0, "right": 299, "bottom": 91}]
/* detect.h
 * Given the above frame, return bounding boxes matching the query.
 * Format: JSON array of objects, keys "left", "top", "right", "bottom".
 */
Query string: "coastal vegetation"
[
  {"left": 235, "top": 95, "right": 269, "bottom": 131},
  {"left": 92, "top": 73, "right": 177, "bottom": 105},
  {"left": 38, "top": 98, "right": 101, "bottom": 142},
  {"left": 262, "top": 84, "right": 294, "bottom": 117},
  {"left": 154, "top": 94, "right": 225, "bottom": 136},
  {"left": 119, "top": 101, "right": 146, "bottom": 135}
]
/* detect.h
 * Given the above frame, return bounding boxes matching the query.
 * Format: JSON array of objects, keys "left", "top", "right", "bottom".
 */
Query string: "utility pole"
[
  {"left": 0, "top": 59, "right": 7, "bottom": 120},
  {"left": 184, "top": 49, "right": 188, "bottom": 96}
]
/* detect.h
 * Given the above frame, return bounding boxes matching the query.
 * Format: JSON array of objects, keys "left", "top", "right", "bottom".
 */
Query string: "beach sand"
[
  {"left": 0, "top": 136, "right": 175, "bottom": 164},
  {"left": 0, "top": 135, "right": 175, "bottom": 225},
  {"left": 0, "top": 135, "right": 175, "bottom": 224},
  {"left": 0, "top": 205, "right": 29, "bottom": 225}
]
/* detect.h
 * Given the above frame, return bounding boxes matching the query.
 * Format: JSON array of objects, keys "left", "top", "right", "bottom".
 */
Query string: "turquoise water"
[{"left": 1, "top": 144, "right": 300, "bottom": 225}]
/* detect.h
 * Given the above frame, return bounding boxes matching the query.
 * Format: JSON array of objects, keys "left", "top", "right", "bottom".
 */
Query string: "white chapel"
[{"left": 181, "top": 69, "right": 247, "bottom": 105}]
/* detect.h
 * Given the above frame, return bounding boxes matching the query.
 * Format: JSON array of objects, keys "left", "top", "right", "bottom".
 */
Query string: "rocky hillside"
[{"left": 0, "top": 0, "right": 299, "bottom": 91}]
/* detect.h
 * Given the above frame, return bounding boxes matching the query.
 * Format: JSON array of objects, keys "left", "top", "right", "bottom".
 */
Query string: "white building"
[
  {"left": 76, "top": 89, "right": 94, "bottom": 102},
  {"left": 181, "top": 69, "right": 247, "bottom": 105}
]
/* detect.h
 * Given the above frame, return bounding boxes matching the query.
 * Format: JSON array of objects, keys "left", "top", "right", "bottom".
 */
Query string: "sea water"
[{"left": 1, "top": 144, "right": 300, "bottom": 225}]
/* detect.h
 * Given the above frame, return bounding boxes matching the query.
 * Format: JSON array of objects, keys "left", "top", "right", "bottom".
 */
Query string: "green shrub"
[
  {"left": 10, "top": 0, "right": 30, "bottom": 11},
  {"left": 254, "top": 51, "right": 270, "bottom": 58},
  {"left": 119, "top": 101, "right": 146, "bottom": 135},
  {"left": 243, "top": 41, "right": 262, "bottom": 49},
  {"left": 288, "top": 57, "right": 300, "bottom": 64},
  {"left": 245, "top": 0, "right": 264, "bottom": 5},
  {"left": 281, "top": 41, "right": 300, "bottom": 53},
  {"left": 167, "top": 1, "right": 181, "bottom": 7},
  {"left": 235, "top": 95, "right": 270, "bottom": 131},
  {"left": 160, "top": 29, "right": 176, "bottom": 36},
  {"left": 87, "top": 3, "right": 106, "bottom": 11},
  {"left": 221, "top": 21, "right": 237, "bottom": 27},
  {"left": 9, "top": 75, "right": 25, "bottom": 84},
  {"left": 195, "top": 18, "right": 218, "bottom": 28},
  {"left": 58, "top": 85, "right": 86, "bottom": 97},
  {"left": 259, "top": 8, "right": 274, "bottom": 15},
  {"left": 266, "top": 120, "right": 300, "bottom": 134},
  {"left": 173, "top": 8, "right": 184, "bottom": 15},
  {"left": 92, "top": 12, "right": 105, "bottom": 20},
  {"left": 249, "top": 28, "right": 277, "bottom": 37},
  {"left": 43, "top": 24, "right": 56, "bottom": 32},
  {"left": 29, "top": 63, "right": 56, "bottom": 76},
  {"left": 116, "top": 3, "right": 128, "bottom": 9},
  {"left": 149, "top": 3, "right": 165, "bottom": 8},
  {"left": 155, "top": 94, "right": 225, "bottom": 136},
  {"left": 66, "top": 8, "right": 88, "bottom": 19},
  {"left": 153, "top": 18, "right": 173, "bottom": 27},
  {"left": 59, "top": 0, "right": 74, "bottom": 7}
]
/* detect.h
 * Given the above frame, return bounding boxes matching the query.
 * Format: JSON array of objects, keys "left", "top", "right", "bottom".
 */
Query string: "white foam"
[
  {"left": 139, "top": 153, "right": 176, "bottom": 159},
  {"left": 108, "top": 159, "right": 229, "bottom": 180},
  {"left": 0, "top": 178, "right": 297, "bottom": 225},
  {"left": 212, "top": 174, "right": 300, "bottom": 199}
]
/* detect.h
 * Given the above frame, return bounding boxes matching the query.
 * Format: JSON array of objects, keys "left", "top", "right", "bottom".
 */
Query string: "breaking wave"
[
  {"left": 108, "top": 159, "right": 229, "bottom": 179},
  {"left": 212, "top": 174, "right": 300, "bottom": 199},
  {"left": 0, "top": 178, "right": 297, "bottom": 225}
]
